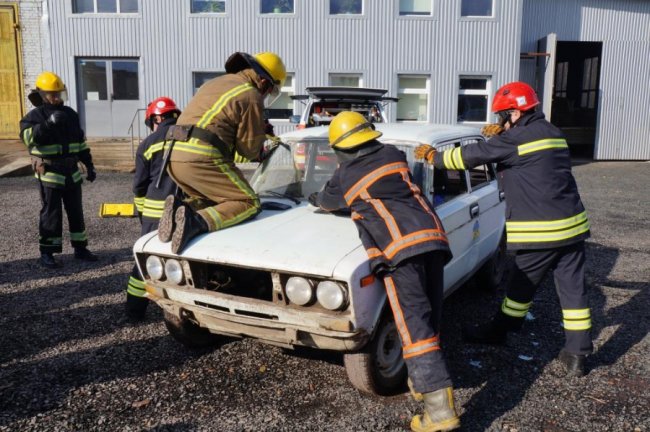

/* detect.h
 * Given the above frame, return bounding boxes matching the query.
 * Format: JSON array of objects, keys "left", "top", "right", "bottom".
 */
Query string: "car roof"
[
  {"left": 291, "top": 87, "right": 397, "bottom": 104},
  {"left": 280, "top": 122, "right": 483, "bottom": 146}
]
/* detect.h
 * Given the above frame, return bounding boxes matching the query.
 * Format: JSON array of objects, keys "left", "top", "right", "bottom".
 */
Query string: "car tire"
[
  {"left": 475, "top": 232, "right": 507, "bottom": 292},
  {"left": 343, "top": 313, "right": 407, "bottom": 396},
  {"left": 163, "top": 310, "right": 223, "bottom": 349}
]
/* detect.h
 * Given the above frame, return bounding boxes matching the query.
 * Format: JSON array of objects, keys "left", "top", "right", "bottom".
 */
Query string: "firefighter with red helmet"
[
  {"left": 125, "top": 97, "right": 181, "bottom": 320},
  {"left": 415, "top": 81, "right": 592, "bottom": 377},
  {"left": 19, "top": 71, "right": 98, "bottom": 269},
  {"left": 311, "top": 112, "right": 460, "bottom": 432},
  {"left": 156, "top": 52, "right": 286, "bottom": 255}
]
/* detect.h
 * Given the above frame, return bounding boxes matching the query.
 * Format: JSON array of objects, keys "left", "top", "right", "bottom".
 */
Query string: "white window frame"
[
  {"left": 398, "top": 0, "right": 434, "bottom": 17},
  {"left": 457, "top": 75, "right": 492, "bottom": 124},
  {"left": 260, "top": 0, "right": 295, "bottom": 15},
  {"left": 328, "top": 0, "right": 364, "bottom": 16},
  {"left": 397, "top": 74, "right": 430, "bottom": 123},
  {"left": 72, "top": 0, "right": 139, "bottom": 14},
  {"left": 328, "top": 73, "right": 363, "bottom": 87},
  {"left": 266, "top": 73, "right": 295, "bottom": 122},
  {"left": 190, "top": 0, "right": 227, "bottom": 14}
]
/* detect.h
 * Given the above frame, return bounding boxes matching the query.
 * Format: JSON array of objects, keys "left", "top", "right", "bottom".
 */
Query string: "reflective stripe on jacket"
[
  {"left": 317, "top": 143, "right": 452, "bottom": 273},
  {"left": 433, "top": 111, "right": 590, "bottom": 250}
]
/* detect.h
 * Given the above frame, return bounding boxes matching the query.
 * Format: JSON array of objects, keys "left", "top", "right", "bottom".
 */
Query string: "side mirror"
[{"left": 289, "top": 115, "right": 301, "bottom": 124}]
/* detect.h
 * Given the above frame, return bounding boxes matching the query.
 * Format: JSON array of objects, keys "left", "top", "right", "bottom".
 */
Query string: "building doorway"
[
  {"left": 551, "top": 42, "right": 602, "bottom": 158},
  {"left": 76, "top": 58, "right": 140, "bottom": 137},
  {"left": 0, "top": 4, "right": 23, "bottom": 138}
]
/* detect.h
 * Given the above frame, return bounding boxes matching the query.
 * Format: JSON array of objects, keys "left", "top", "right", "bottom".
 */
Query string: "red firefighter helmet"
[
  {"left": 491, "top": 81, "right": 540, "bottom": 113},
  {"left": 145, "top": 97, "right": 180, "bottom": 129}
]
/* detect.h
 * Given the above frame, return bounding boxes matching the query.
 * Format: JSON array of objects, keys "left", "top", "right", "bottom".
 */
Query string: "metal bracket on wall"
[{"left": 520, "top": 52, "right": 551, "bottom": 60}]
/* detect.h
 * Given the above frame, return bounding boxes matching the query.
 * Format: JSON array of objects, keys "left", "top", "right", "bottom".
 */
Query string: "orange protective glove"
[
  {"left": 481, "top": 123, "right": 505, "bottom": 138},
  {"left": 414, "top": 144, "right": 436, "bottom": 163}
]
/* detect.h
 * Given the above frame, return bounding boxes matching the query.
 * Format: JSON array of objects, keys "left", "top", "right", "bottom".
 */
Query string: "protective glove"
[
  {"left": 86, "top": 167, "right": 97, "bottom": 183},
  {"left": 259, "top": 135, "right": 283, "bottom": 161},
  {"left": 45, "top": 111, "right": 67, "bottom": 129},
  {"left": 481, "top": 123, "right": 505, "bottom": 138},
  {"left": 308, "top": 192, "right": 320, "bottom": 207},
  {"left": 414, "top": 144, "right": 436, "bottom": 164}
]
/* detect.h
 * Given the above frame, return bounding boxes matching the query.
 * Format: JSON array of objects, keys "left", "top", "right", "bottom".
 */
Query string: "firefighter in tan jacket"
[{"left": 157, "top": 52, "right": 286, "bottom": 254}]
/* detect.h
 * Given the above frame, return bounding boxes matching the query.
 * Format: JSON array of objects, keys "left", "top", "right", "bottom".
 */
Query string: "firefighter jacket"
[
  {"left": 20, "top": 104, "right": 93, "bottom": 189},
  {"left": 433, "top": 111, "right": 590, "bottom": 250},
  {"left": 133, "top": 117, "right": 178, "bottom": 220},
  {"left": 172, "top": 69, "right": 266, "bottom": 162},
  {"left": 316, "top": 142, "right": 452, "bottom": 274}
]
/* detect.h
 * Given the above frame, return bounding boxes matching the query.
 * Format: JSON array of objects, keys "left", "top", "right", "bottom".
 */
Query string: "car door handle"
[
  {"left": 499, "top": 191, "right": 505, "bottom": 201},
  {"left": 470, "top": 204, "right": 480, "bottom": 218}
]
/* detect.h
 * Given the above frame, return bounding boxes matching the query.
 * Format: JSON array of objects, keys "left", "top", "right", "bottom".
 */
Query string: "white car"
[{"left": 134, "top": 123, "right": 506, "bottom": 395}]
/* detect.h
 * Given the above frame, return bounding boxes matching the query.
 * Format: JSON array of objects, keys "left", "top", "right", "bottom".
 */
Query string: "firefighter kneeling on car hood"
[
  {"left": 415, "top": 81, "right": 592, "bottom": 377},
  {"left": 310, "top": 111, "right": 460, "bottom": 432}
]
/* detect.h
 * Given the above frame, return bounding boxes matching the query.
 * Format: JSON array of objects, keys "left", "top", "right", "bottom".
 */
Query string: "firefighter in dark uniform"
[
  {"left": 19, "top": 71, "right": 98, "bottom": 269},
  {"left": 415, "top": 81, "right": 592, "bottom": 377},
  {"left": 157, "top": 51, "right": 286, "bottom": 255},
  {"left": 311, "top": 112, "right": 460, "bottom": 432},
  {"left": 125, "top": 97, "right": 181, "bottom": 320}
]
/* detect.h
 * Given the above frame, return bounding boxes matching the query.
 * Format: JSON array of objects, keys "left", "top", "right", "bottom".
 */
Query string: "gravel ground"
[{"left": 0, "top": 161, "right": 648, "bottom": 432}]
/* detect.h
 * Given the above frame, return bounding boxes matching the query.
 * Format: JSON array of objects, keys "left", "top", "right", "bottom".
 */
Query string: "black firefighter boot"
[
  {"left": 171, "top": 205, "right": 209, "bottom": 254},
  {"left": 40, "top": 252, "right": 61, "bottom": 269},
  {"left": 411, "top": 387, "right": 460, "bottom": 432},
  {"left": 558, "top": 349, "right": 586, "bottom": 377},
  {"left": 125, "top": 294, "right": 148, "bottom": 322},
  {"left": 158, "top": 195, "right": 183, "bottom": 243},
  {"left": 462, "top": 312, "right": 522, "bottom": 345},
  {"left": 74, "top": 247, "right": 99, "bottom": 262}
]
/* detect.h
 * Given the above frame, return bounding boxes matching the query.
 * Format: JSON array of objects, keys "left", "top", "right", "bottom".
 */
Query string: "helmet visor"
[
  {"left": 264, "top": 87, "right": 282, "bottom": 108},
  {"left": 39, "top": 89, "right": 68, "bottom": 104}
]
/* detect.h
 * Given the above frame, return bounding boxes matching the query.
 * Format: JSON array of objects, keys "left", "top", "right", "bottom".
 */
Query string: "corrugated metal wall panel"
[{"left": 520, "top": 0, "right": 650, "bottom": 160}]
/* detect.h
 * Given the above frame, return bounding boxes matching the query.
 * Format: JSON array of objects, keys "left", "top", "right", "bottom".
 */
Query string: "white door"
[
  {"left": 536, "top": 33, "right": 557, "bottom": 120},
  {"left": 77, "top": 58, "right": 140, "bottom": 137}
]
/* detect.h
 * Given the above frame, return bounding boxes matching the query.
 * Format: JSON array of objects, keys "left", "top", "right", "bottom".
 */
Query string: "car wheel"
[
  {"left": 343, "top": 313, "right": 407, "bottom": 396},
  {"left": 163, "top": 310, "right": 222, "bottom": 349},
  {"left": 475, "top": 232, "right": 507, "bottom": 292}
]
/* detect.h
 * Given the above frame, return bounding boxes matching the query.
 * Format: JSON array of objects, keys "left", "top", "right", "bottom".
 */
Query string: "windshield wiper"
[{"left": 258, "top": 190, "right": 301, "bottom": 204}]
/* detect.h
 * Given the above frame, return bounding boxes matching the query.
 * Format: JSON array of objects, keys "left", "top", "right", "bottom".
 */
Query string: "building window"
[
  {"left": 329, "top": 74, "right": 362, "bottom": 87},
  {"left": 261, "top": 0, "right": 294, "bottom": 14},
  {"left": 580, "top": 57, "right": 598, "bottom": 109},
  {"left": 461, "top": 0, "right": 493, "bottom": 17},
  {"left": 265, "top": 74, "right": 295, "bottom": 120},
  {"left": 330, "top": 0, "right": 362, "bottom": 15},
  {"left": 399, "top": 0, "right": 432, "bottom": 16},
  {"left": 72, "top": 0, "right": 138, "bottom": 13},
  {"left": 555, "top": 62, "right": 569, "bottom": 99},
  {"left": 191, "top": 0, "right": 226, "bottom": 13},
  {"left": 457, "top": 76, "right": 490, "bottom": 123},
  {"left": 193, "top": 71, "right": 225, "bottom": 94},
  {"left": 397, "top": 75, "right": 429, "bottom": 122}
]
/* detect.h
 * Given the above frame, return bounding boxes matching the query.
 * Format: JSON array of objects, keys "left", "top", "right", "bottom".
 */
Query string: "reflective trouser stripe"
[
  {"left": 134, "top": 196, "right": 145, "bottom": 213},
  {"left": 70, "top": 231, "right": 88, "bottom": 242},
  {"left": 501, "top": 297, "right": 531, "bottom": 318},
  {"left": 39, "top": 236, "right": 62, "bottom": 247},
  {"left": 563, "top": 308, "right": 591, "bottom": 331},
  {"left": 127, "top": 276, "right": 146, "bottom": 297},
  {"left": 403, "top": 336, "right": 440, "bottom": 359},
  {"left": 384, "top": 275, "right": 412, "bottom": 345},
  {"left": 142, "top": 198, "right": 165, "bottom": 219}
]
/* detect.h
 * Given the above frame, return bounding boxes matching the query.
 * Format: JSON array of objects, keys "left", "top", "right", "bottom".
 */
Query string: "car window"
[
  {"left": 429, "top": 141, "right": 469, "bottom": 207},
  {"left": 462, "top": 138, "right": 495, "bottom": 191}
]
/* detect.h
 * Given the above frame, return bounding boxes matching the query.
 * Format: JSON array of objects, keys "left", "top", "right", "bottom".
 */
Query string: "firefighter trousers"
[
  {"left": 38, "top": 181, "right": 87, "bottom": 254},
  {"left": 382, "top": 251, "right": 452, "bottom": 394},
  {"left": 498, "top": 241, "right": 592, "bottom": 354},
  {"left": 168, "top": 154, "right": 260, "bottom": 232},
  {"left": 126, "top": 218, "right": 158, "bottom": 312}
]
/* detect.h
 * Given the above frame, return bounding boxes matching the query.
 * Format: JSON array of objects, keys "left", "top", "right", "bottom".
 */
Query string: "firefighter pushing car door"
[
  {"left": 415, "top": 81, "right": 592, "bottom": 377},
  {"left": 125, "top": 97, "right": 181, "bottom": 321},
  {"left": 19, "top": 71, "right": 98, "bottom": 269},
  {"left": 310, "top": 112, "right": 460, "bottom": 432},
  {"left": 157, "top": 51, "right": 286, "bottom": 254}
]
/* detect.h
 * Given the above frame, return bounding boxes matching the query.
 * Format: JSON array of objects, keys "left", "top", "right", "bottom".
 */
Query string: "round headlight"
[
  {"left": 285, "top": 277, "right": 314, "bottom": 306},
  {"left": 316, "top": 281, "right": 347, "bottom": 311},
  {"left": 165, "top": 259, "right": 185, "bottom": 285},
  {"left": 146, "top": 255, "right": 164, "bottom": 280}
]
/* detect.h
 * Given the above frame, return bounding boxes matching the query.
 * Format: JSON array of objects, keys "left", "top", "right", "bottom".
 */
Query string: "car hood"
[{"left": 137, "top": 202, "right": 364, "bottom": 277}]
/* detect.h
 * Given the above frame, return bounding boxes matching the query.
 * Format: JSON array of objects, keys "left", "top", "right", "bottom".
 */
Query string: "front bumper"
[{"left": 146, "top": 283, "right": 369, "bottom": 351}]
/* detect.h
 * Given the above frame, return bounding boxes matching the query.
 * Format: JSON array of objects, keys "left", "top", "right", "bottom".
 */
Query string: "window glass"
[
  {"left": 397, "top": 75, "right": 428, "bottom": 121},
  {"left": 261, "top": 0, "right": 294, "bottom": 13},
  {"left": 328, "top": 74, "right": 361, "bottom": 87},
  {"left": 73, "top": 0, "right": 138, "bottom": 13},
  {"left": 461, "top": 0, "right": 493, "bottom": 17},
  {"left": 191, "top": 0, "right": 226, "bottom": 13},
  {"left": 399, "top": 0, "right": 431, "bottom": 16},
  {"left": 457, "top": 75, "right": 490, "bottom": 123},
  {"left": 73, "top": 0, "right": 94, "bottom": 13},
  {"left": 430, "top": 142, "right": 468, "bottom": 205},
  {"left": 80, "top": 60, "right": 108, "bottom": 100},
  {"left": 266, "top": 74, "right": 294, "bottom": 119},
  {"left": 193, "top": 72, "right": 225, "bottom": 94},
  {"left": 112, "top": 61, "right": 139, "bottom": 100},
  {"left": 119, "top": 0, "right": 139, "bottom": 13},
  {"left": 330, "top": 0, "right": 362, "bottom": 15},
  {"left": 97, "top": 0, "right": 117, "bottom": 13}
]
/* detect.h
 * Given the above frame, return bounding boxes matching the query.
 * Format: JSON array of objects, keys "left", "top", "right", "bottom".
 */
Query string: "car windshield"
[{"left": 250, "top": 139, "right": 338, "bottom": 201}]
